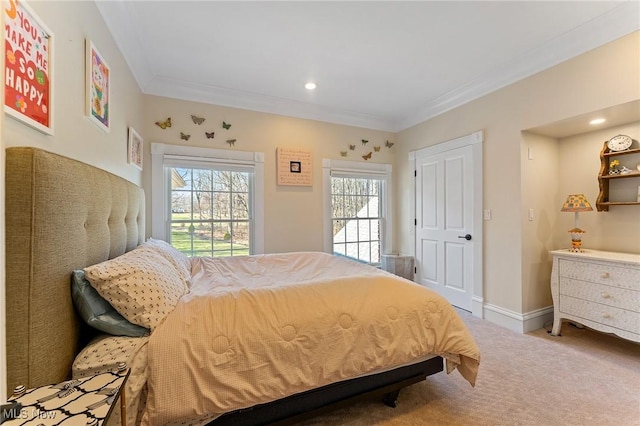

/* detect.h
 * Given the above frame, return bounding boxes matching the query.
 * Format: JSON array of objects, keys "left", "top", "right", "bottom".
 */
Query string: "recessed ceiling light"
[
  {"left": 305, "top": 82, "right": 317, "bottom": 90},
  {"left": 589, "top": 118, "right": 606, "bottom": 125}
]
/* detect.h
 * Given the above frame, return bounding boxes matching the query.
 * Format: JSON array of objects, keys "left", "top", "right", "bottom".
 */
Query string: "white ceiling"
[{"left": 97, "top": 1, "right": 640, "bottom": 132}]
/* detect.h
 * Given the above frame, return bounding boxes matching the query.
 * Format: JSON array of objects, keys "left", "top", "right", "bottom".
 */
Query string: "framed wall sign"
[
  {"left": 277, "top": 147, "right": 312, "bottom": 186},
  {"left": 127, "top": 127, "right": 143, "bottom": 170},
  {"left": 86, "top": 39, "right": 110, "bottom": 132},
  {"left": 4, "top": 0, "right": 54, "bottom": 134}
]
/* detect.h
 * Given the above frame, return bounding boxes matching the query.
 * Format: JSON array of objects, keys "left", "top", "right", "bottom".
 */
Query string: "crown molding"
[{"left": 145, "top": 76, "right": 396, "bottom": 131}]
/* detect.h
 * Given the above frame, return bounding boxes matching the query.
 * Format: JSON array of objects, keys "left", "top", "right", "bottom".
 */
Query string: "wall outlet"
[
  {"left": 528, "top": 208, "right": 534, "bottom": 221},
  {"left": 483, "top": 209, "right": 492, "bottom": 220}
]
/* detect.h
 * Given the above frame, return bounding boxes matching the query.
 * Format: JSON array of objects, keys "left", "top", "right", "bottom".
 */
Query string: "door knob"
[{"left": 458, "top": 234, "right": 472, "bottom": 241}]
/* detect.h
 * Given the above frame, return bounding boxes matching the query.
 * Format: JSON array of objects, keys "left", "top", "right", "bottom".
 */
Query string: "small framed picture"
[
  {"left": 127, "top": 127, "right": 143, "bottom": 170},
  {"left": 290, "top": 161, "right": 301, "bottom": 173},
  {"left": 86, "top": 39, "right": 110, "bottom": 132}
]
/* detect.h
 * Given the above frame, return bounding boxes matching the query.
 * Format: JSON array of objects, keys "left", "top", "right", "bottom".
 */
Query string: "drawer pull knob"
[
  {"left": 601, "top": 293, "right": 612, "bottom": 299},
  {"left": 600, "top": 272, "right": 610, "bottom": 279}
]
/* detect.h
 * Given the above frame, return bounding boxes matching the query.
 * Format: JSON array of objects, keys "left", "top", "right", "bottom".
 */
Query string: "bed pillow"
[
  {"left": 142, "top": 238, "right": 191, "bottom": 290},
  {"left": 84, "top": 245, "right": 187, "bottom": 331},
  {"left": 71, "top": 270, "right": 149, "bottom": 337}
]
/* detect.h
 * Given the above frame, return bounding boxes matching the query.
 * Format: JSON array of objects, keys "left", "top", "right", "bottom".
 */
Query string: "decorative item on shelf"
[
  {"left": 222, "top": 121, "right": 231, "bottom": 130},
  {"left": 619, "top": 166, "right": 633, "bottom": 175},
  {"left": 561, "top": 194, "right": 593, "bottom": 253},
  {"left": 607, "top": 134, "right": 633, "bottom": 152},
  {"left": 191, "top": 115, "right": 205, "bottom": 125},
  {"left": 609, "top": 159, "right": 620, "bottom": 175}
]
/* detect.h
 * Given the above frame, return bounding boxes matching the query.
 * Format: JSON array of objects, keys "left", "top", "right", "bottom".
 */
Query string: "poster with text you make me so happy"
[{"left": 4, "top": 0, "right": 53, "bottom": 134}]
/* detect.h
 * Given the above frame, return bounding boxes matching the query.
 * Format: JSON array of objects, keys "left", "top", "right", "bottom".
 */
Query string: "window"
[
  {"left": 151, "top": 143, "right": 264, "bottom": 256},
  {"left": 323, "top": 159, "right": 392, "bottom": 265}
]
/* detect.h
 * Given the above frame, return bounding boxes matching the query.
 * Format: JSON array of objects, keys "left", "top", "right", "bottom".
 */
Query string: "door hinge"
[
  {"left": 414, "top": 218, "right": 417, "bottom": 226},
  {"left": 414, "top": 170, "right": 417, "bottom": 177}
]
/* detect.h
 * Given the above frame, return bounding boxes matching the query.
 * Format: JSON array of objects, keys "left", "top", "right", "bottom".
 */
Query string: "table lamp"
[{"left": 561, "top": 194, "right": 593, "bottom": 253}]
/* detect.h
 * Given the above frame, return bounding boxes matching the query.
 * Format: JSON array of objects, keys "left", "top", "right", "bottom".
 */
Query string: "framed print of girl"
[{"left": 86, "top": 39, "right": 110, "bottom": 132}]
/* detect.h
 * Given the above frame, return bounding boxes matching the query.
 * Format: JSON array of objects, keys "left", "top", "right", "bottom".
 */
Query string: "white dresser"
[{"left": 550, "top": 249, "right": 640, "bottom": 343}]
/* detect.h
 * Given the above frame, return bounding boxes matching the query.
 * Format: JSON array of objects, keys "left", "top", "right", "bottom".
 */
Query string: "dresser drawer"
[
  {"left": 558, "top": 259, "right": 640, "bottom": 290},
  {"left": 560, "top": 295, "right": 640, "bottom": 334},
  {"left": 560, "top": 278, "right": 640, "bottom": 313}
]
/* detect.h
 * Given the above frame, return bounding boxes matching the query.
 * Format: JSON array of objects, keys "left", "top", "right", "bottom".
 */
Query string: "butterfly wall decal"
[
  {"left": 349, "top": 144, "right": 356, "bottom": 150},
  {"left": 361, "top": 139, "right": 369, "bottom": 146},
  {"left": 385, "top": 140, "right": 394, "bottom": 148},
  {"left": 362, "top": 152, "right": 372, "bottom": 160},
  {"left": 226, "top": 139, "right": 236, "bottom": 146},
  {"left": 155, "top": 117, "right": 171, "bottom": 129},
  {"left": 222, "top": 121, "right": 231, "bottom": 130},
  {"left": 205, "top": 132, "right": 215, "bottom": 139},
  {"left": 191, "top": 115, "right": 205, "bottom": 125},
  {"left": 180, "top": 132, "right": 191, "bottom": 141},
  {"left": 340, "top": 151, "right": 348, "bottom": 157},
  {"left": 373, "top": 146, "right": 380, "bottom": 152}
]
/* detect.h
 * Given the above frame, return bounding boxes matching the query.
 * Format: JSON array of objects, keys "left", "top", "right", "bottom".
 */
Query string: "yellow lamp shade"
[{"left": 561, "top": 194, "right": 593, "bottom": 212}]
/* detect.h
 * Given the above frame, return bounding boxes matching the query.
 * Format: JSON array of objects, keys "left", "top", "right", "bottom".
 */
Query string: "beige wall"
[
  {"left": 142, "top": 95, "right": 395, "bottom": 254},
  {"left": 3, "top": 0, "right": 145, "bottom": 184},
  {"left": 395, "top": 32, "right": 640, "bottom": 315},
  {"left": 520, "top": 132, "right": 560, "bottom": 313}
]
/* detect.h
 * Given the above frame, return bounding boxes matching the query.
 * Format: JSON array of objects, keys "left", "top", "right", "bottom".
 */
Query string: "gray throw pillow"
[{"left": 71, "top": 269, "right": 149, "bottom": 337}]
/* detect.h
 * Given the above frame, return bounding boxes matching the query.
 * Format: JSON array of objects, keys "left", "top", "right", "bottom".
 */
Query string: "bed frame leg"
[{"left": 382, "top": 389, "right": 400, "bottom": 408}]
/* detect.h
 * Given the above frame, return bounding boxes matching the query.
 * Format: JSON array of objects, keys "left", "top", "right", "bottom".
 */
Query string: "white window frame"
[
  {"left": 151, "top": 143, "right": 265, "bottom": 255},
  {"left": 322, "top": 158, "right": 392, "bottom": 263}
]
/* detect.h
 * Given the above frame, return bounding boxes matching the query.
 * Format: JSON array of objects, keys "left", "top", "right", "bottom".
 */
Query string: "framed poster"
[
  {"left": 127, "top": 127, "right": 143, "bottom": 170},
  {"left": 277, "top": 147, "right": 312, "bottom": 186},
  {"left": 86, "top": 39, "right": 110, "bottom": 132},
  {"left": 4, "top": 0, "right": 54, "bottom": 134}
]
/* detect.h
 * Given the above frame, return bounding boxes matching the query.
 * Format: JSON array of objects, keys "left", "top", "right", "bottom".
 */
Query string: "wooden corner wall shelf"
[{"left": 596, "top": 142, "right": 640, "bottom": 212}]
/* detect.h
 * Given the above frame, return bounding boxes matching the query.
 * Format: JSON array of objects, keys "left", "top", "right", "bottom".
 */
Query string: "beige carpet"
[{"left": 299, "top": 310, "right": 640, "bottom": 426}]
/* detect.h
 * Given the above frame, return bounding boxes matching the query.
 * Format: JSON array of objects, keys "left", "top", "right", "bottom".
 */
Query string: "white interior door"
[{"left": 414, "top": 142, "right": 476, "bottom": 311}]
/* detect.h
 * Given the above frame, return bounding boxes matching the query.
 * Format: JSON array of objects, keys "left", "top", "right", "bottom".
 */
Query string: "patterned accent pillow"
[
  {"left": 142, "top": 238, "right": 191, "bottom": 290},
  {"left": 71, "top": 269, "right": 149, "bottom": 337},
  {"left": 84, "top": 245, "right": 187, "bottom": 331}
]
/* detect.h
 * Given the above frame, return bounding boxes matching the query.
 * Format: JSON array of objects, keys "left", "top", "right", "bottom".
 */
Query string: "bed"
[{"left": 5, "top": 147, "right": 480, "bottom": 425}]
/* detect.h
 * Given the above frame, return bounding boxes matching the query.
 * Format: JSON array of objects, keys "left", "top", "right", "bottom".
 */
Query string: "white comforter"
[{"left": 142, "top": 252, "right": 480, "bottom": 425}]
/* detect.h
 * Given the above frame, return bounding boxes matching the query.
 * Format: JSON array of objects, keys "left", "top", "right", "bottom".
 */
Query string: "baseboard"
[{"left": 482, "top": 303, "right": 554, "bottom": 334}]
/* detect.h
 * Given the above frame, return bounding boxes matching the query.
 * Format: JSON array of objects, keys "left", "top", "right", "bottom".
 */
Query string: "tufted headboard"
[{"left": 5, "top": 147, "right": 145, "bottom": 391}]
